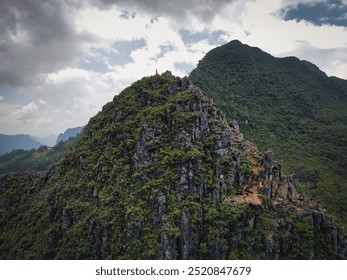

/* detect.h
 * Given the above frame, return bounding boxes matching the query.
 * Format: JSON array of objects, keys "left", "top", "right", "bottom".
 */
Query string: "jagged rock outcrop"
[{"left": 0, "top": 72, "right": 346, "bottom": 259}]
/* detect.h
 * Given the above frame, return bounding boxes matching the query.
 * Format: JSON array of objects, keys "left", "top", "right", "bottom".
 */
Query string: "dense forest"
[
  {"left": 189, "top": 40, "right": 347, "bottom": 230},
  {"left": 0, "top": 72, "right": 346, "bottom": 259}
]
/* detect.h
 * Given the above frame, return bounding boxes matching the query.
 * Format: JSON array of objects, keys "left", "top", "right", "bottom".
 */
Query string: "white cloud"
[
  {"left": 210, "top": 0, "right": 347, "bottom": 78},
  {"left": 0, "top": 96, "right": 3, "bottom": 102},
  {"left": 76, "top": 6, "right": 147, "bottom": 42},
  {"left": 281, "top": 0, "right": 327, "bottom": 7},
  {"left": 0, "top": 68, "right": 119, "bottom": 137},
  {"left": 9, "top": 102, "right": 40, "bottom": 123},
  {"left": 280, "top": 41, "right": 347, "bottom": 79},
  {"left": 1, "top": 0, "right": 346, "bottom": 137},
  {"left": 233, "top": 0, "right": 346, "bottom": 50}
]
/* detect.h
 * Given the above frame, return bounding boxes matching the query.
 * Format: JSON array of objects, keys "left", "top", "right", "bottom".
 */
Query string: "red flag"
[{"left": 155, "top": 69, "right": 159, "bottom": 76}]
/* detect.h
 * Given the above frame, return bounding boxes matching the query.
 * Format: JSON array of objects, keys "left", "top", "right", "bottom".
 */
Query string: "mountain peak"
[
  {"left": 189, "top": 40, "right": 347, "bottom": 240},
  {"left": 227, "top": 39, "right": 243, "bottom": 45},
  {"left": 1, "top": 72, "right": 346, "bottom": 259},
  {"left": 0, "top": 134, "right": 42, "bottom": 155}
]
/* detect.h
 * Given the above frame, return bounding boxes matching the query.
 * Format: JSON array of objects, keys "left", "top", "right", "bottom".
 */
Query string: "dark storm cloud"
[
  {"left": 119, "top": 10, "right": 136, "bottom": 19},
  {"left": 91, "top": 0, "right": 235, "bottom": 22},
  {"left": 281, "top": 0, "right": 347, "bottom": 27},
  {"left": 0, "top": 0, "right": 234, "bottom": 88},
  {"left": 0, "top": 0, "right": 92, "bottom": 87}
]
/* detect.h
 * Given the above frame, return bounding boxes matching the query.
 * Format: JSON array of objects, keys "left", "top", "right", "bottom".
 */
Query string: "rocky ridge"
[{"left": 0, "top": 71, "right": 346, "bottom": 259}]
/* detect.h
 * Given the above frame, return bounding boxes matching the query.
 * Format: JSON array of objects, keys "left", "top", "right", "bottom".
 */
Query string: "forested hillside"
[
  {"left": 190, "top": 40, "right": 347, "bottom": 229},
  {"left": 0, "top": 72, "right": 345, "bottom": 259},
  {"left": 0, "top": 136, "right": 80, "bottom": 174}
]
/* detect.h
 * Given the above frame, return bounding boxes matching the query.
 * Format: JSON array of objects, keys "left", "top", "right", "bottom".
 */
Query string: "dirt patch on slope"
[{"left": 225, "top": 147, "right": 262, "bottom": 206}]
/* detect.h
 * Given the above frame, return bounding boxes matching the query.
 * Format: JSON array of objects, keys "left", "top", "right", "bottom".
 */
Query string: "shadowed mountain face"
[
  {"left": 189, "top": 40, "right": 347, "bottom": 229},
  {"left": 0, "top": 72, "right": 346, "bottom": 259}
]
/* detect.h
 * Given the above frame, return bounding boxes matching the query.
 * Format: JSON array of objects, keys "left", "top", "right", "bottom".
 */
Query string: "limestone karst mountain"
[
  {"left": 0, "top": 134, "right": 42, "bottom": 155},
  {"left": 0, "top": 72, "right": 346, "bottom": 259}
]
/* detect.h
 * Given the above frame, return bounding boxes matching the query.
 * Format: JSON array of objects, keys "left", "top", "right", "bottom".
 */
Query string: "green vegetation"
[
  {"left": 0, "top": 73, "right": 344, "bottom": 259},
  {"left": 190, "top": 40, "right": 347, "bottom": 230},
  {"left": 0, "top": 136, "right": 80, "bottom": 174}
]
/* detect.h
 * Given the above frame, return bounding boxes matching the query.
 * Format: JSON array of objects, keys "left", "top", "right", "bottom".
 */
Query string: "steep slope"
[
  {"left": 189, "top": 40, "right": 347, "bottom": 229},
  {"left": 0, "top": 134, "right": 42, "bottom": 155},
  {"left": 0, "top": 72, "right": 346, "bottom": 259}
]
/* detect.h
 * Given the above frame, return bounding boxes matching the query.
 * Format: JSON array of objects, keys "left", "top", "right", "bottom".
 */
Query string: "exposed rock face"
[{"left": 0, "top": 72, "right": 346, "bottom": 259}]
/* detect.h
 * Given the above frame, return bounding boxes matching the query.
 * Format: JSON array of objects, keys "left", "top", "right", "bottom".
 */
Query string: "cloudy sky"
[{"left": 0, "top": 0, "right": 346, "bottom": 138}]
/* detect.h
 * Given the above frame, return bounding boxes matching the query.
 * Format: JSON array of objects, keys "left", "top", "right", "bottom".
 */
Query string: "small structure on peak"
[{"left": 155, "top": 69, "right": 159, "bottom": 76}]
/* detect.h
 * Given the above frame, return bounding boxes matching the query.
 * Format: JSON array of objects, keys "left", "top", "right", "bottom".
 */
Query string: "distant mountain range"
[
  {"left": 0, "top": 126, "right": 84, "bottom": 155},
  {"left": 0, "top": 135, "right": 80, "bottom": 175},
  {"left": 0, "top": 134, "right": 42, "bottom": 156},
  {"left": 56, "top": 126, "right": 84, "bottom": 143}
]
